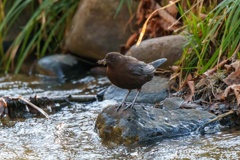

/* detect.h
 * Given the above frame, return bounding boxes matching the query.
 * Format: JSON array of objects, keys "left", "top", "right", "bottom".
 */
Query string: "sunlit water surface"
[{"left": 0, "top": 74, "right": 239, "bottom": 160}]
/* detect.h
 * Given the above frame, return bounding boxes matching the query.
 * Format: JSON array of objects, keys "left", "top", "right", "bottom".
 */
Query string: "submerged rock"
[
  {"left": 95, "top": 104, "right": 216, "bottom": 145},
  {"left": 33, "top": 54, "right": 93, "bottom": 82}
]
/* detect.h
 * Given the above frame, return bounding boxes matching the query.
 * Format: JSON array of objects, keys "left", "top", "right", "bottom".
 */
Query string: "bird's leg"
[
  {"left": 124, "top": 88, "right": 141, "bottom": 111},
  {"left": 116, "top": 89, "right": 131, "bottom": 112}
]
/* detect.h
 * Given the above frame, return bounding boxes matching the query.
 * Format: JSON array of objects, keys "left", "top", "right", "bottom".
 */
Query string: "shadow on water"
[{"left": 0, "top": 74, "right": 240, "bottom": 159}]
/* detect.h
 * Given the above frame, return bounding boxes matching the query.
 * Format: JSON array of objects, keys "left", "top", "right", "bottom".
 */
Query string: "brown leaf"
[
  {"left": 223, "top": 69, "right": 240, "bottom": 85},
  {"left": 203, "top": 59, "right": 229, "bottom": 77},
  {"left": 125, "top": 33, "right": 138, "bottom": 50},
  {"left": 171, "top": 65, "right": 180, "bottom": 72},
  {"left": 232, "top": 85, "right": 240, "bottom": 105},
  {"left": 155, "top": 3, "right": 180, "bottom": 31},
  {"left": 185, "top": 81, "right": 195, "bottom": 102},
  {"left": 214, "top": 92, "right": 225, "bottom": 100},
  {"left": 230, "top": 60, "right": 240, "bottom": 70},
  {"left": 136, "top": 0, "right": 144, "bottom": 25},
  {"left": 223, "top": 84, "right": 240, "bottom": 105},
  {"left": 0, "top": 98, "right": 7, "bottom": 116},
  {"left": 180, "top": 74, "right": 193, "bottom": 89},
  {"left": 224, "top": 64, "right": 232, "bottom": 71},
  {"left": 165, "top": 1, "right": 178, "bottom": 18},
  {"left": 196, "top": 76, "right": 208, "bottom": 89},
  {"left": 223, "top": 85, "right": 232, "bottom": 97},
  {"left": 0, "top": 98, "right": 7, "bottom": 107}
]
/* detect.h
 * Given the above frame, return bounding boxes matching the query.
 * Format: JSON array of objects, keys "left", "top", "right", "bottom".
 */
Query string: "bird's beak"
[{"left": 97, "top": 59, "right": 107, "bottom": 65}]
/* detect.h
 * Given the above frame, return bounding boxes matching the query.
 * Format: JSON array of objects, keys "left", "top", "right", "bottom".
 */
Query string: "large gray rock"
[
  {"left": 95, "top": 103, "right": 217, "bottom": 145},
  {"left": 64, "top": 0, "right": 138, "bottom": 60},
  {"left": 126, "top": 35, "right": 187, "bottom": 68},
  {"left": 104, "top": 76, "right": 169, "bottom": 104}
]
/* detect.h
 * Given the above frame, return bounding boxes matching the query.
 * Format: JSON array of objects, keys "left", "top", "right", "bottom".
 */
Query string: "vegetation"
[
  {"left": 178, "top": 0, "right": 240, "bottom": 77},
  {"left": 0, "top": 0, "right": 79, "bottom": 73},
  {"left": 0, "top": 0, "right": 239, "bottom": 76}
]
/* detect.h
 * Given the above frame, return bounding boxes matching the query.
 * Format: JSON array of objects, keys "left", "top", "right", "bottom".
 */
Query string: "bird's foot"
[
  {"left": 123, "top": 103, "right": 136, "bottom": 112},
  {"left": 116, "top": 103, "right": 126, "bottom": 112},
  {"left": 123, "top": 104, "right": 146, "bottom": 111}
]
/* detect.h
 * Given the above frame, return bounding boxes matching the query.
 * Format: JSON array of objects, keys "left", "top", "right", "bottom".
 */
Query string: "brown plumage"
[{"left": 98, "top": 52, "right": 167, "bottom": 111}]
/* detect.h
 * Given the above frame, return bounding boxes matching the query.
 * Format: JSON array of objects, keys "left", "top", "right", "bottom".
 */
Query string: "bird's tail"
[{"left": 149, "top": 58, "right": 167, "bottom": 69}]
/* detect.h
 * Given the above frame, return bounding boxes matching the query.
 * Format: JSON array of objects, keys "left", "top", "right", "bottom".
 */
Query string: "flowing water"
[{"left": 0, "top": 74, "right": 239, "bottom": 160}]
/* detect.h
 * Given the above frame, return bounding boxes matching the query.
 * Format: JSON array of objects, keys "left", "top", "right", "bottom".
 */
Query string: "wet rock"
[
  {"left": 161, "top": 97, "right": 185, "bottom": 110},
  {"left": 103, "top": 76, "right": 169, "bottom": 103},
  {"left": 64, "top": 0, "right": 138, "bottom": 60},
  {"left": 161, "top": 97, "right": 204, "bottom": 110},
  {"left": 89, "top": 67, "right": 107, "bottom": 76},
  {"left": 95, "top": 104, "right": 216, "bottom": 145},
  {"left": 34, "top": 54, "right": 92, "bottom": 82},
  {"left": 126, "top": 35, "right": 187, "bottom": 68}
]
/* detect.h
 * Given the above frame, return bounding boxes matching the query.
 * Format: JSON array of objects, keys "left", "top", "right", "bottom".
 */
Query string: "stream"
[{"left": 0, "top": 74, "right": 239, "bottom": 160}]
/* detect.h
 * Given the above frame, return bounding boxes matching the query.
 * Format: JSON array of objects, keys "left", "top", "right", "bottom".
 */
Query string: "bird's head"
[{"left": 97, "top": 52, "right": 123, "bottom": 66}]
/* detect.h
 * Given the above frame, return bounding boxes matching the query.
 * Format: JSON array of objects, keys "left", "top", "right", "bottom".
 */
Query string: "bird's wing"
[
  {"left": 143, "top": 64, "right": 155, "bottom": 74},
  {"left": 128, "top": 62, "right": 155, "bottom": 76}
]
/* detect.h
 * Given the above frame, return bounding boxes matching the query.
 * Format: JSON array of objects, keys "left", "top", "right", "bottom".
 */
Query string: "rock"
[
  {"left": 89, "top": 67, "right": 107, "bottom": 76},
  {"left": 126, "top": 35, "right": 187, "bottom": 68},
  {"left": 103, "top": 76, "right": 169, "bottom": 104},
  {"left": 64, "top": 0, "right": 138, "bottom": 60},
  {"left": 158, "top": 97, "right": 185, "bottom": 110},
  {"left": 95, "top": 104, "right": 217, "bottom": 145},
  {"left": 161, "top": 97, "right": 204, "bottom": 110},
  {"left": 34, "top": 54, "right": 92, "bottom": 82}
]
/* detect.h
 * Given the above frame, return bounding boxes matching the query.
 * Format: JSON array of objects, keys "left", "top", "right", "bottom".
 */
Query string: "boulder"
[
  {"left": 126, "top": 35, "right": 187, "bottom": 68},
  {"left": 95, "top": 102, "right": 217, "bottom": 145},
  {"left": 64, "top": 0, "right": 138, "bottom": 60}
]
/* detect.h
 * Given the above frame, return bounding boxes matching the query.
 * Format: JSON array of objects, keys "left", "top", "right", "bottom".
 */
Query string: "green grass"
[
  {"left": 0, "top": 0, "right": 79, "bottom": 73},
  {"left": 178, "top": 0, "right": 240, "bottom": 77},
  {"left": 1, "top": 0, "right": 239, "bottom": 76}
]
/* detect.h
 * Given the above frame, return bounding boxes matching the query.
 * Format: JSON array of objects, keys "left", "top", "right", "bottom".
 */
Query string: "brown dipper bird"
[{"left": 98, "top": 52, "right": 167, "bottom": 111}]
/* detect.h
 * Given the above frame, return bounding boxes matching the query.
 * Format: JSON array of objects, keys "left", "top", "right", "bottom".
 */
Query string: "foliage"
[
  {"left": 178, "top": 0, "right": 240, "bottom": 77},
  {"left": 0, "top": 0, "right": 79, "bottom": 73}
]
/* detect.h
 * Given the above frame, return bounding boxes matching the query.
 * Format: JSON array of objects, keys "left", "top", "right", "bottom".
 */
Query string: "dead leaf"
[
  {"left": 155, "top": 3, "right": 180, "bottom": 30},
  {"left": 0, "top": 98, "right": 7, "bottom": 116},
  {"left": 232, "top": 85, "right": 240, "bottom": 105},
  {"left": 223, "top": 85, "right": 232, "bottom": 97},
  {"left": 224, "top": 64, "right": 232, "bottom": 71},
  {"left": 171, "top": 65, "right": 180, "bottom": 72},
  {"left": 214, "top": 91, "right": 225, "bottom": 100},
  {"left": 223, "top": 84, "right": 240, "bottom": 105},
  {"left": 223, "top": 69, "right": 240, "bottom": 85},
  {"left": 165, "top": 1, "right": 178, "bottom": 18},
  {"left": 230, "top": 60, "right": 240, "bottom": 70},
  {"left": 180, "top": 73, "right": 192, "bottom": 90},
  {"left": 203, "top": 59, "right": 229, "bottom": 77},
  {"left": 185, "top": 80, "right": 195, "bottom": 101},
  {"left": 125, "top": 33, "right": 138, "bottom": 50}
]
